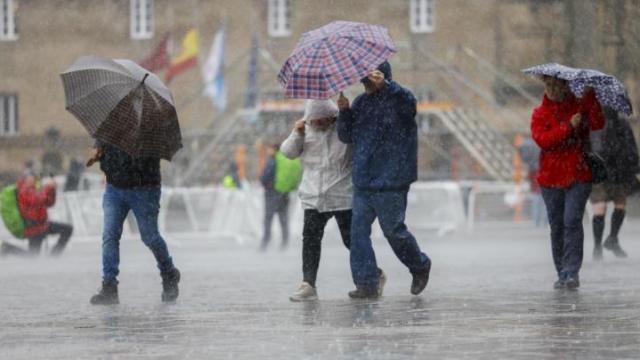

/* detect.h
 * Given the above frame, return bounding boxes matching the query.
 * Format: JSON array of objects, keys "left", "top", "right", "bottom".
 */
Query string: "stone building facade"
[{"left": 0, "top": 0, "right": 637, "bottom": 181}]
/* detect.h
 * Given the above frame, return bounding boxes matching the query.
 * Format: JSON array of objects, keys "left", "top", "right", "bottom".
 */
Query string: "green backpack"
[
  {"left": 274, "top": 151, "right": 302, "bottom": 193},
  {"left": 0, "top": 184, "right": 25, "bottom": 239}
]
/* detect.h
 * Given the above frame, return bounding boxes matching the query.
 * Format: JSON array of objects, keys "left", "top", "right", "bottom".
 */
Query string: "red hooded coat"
[
  {"left": 16, "top": 177, "right": 57, "bottom": 237},
  {"left": 531, "top": 89, "right": 605, "bottom": 188}
]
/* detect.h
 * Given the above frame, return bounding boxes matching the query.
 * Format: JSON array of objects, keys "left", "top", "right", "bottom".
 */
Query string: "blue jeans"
[
  {"left": 541, "top": 182, "right": 592, "bottom": 281},
  {"left": 101, "top": 185, "right": 175, "bottom": 282},
  {"left": 350, "top": 189, "right": 431, "bottom": 289}
]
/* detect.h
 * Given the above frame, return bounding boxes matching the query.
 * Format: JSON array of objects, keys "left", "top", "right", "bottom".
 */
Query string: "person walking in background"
[
  {"left": 87, "top": 141, "right": 181, "bottom": 305},
  {"left": 222, "top": 162, "right": 242, "bottom": 190},
  {"left": 259, "top": 143, "right": 302, "bottom": 251},
  {"left": 590, "top": 107, "right": 639, "bottom": 260},
  {"left": 337, "top": 61, "right": 432, "bottom": 299},
  {"left": 14, "top": 174, "right": 73, "bottom": 256},
  {"left": 63, "top": 158, "right": 85, "bottom": 192},
  {"left": 517, "top": 136, "right": 546, "bottom": 227},
  {"left": 281, "top": 99, "right": 386, "bottom": 301},
  {"left": 530, "top": 75, "right": 604, "bottom": 290},
  {"left": 22, "top": 160, "right": 35, "bottom": 177}
]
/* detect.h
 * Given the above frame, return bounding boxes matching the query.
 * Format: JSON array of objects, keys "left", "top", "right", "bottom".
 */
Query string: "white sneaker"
[
  {"left": 289, "top": 282, "right": 318, "bottom": 302},
  {"left": 378, "top": 268, "right": 387, "bottom": 296}
]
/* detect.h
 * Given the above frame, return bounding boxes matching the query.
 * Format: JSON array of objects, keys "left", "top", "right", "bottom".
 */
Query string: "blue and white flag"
[{"left": 202, "top": 26, "right": 226, "bottom": 112}]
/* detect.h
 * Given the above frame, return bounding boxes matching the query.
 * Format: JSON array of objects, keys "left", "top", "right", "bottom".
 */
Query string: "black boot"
[
  {"left": 161, "top": 268, "right": 181, "bottom": 302},
  {"left": 411, "top": 261, "right": 432, "bottom": 295},
  {"left": 592, "top": 215, "right": 604, "bottom": 261},
  {"left": 90, "top": 280, "right": 119, "bottom": 305},
  {"left": 603, "top": 236, "right": 628, "bottom": 258},
  {"left": 593, "top": 245, "right": 603, "bottom": 261}
]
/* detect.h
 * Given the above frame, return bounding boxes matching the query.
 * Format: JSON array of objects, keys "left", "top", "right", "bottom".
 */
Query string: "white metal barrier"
[
  {"left": 1, "top": 181, "right": 470, "bottom": 243},
  {"left": 406, "top": 181, "right": 466, "bottom": 236},
  {"left": 465, "top": 181, "right": 532, "bottom": 229}
]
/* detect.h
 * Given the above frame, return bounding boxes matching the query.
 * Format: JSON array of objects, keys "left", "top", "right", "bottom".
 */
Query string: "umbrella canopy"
[
  {"left": 522, "top": 63, "right": 633, "bottom": 115},
  {"left": 61, "top": 56, "right": 182, "bottom": 160},
  {"left": 278, "top": 21, "right": 396, "bottom": 100}
]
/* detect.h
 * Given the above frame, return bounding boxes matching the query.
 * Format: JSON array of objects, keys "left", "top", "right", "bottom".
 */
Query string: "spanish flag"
[{"left": 165, "top": 29, "right": 199, "bottom": 83}]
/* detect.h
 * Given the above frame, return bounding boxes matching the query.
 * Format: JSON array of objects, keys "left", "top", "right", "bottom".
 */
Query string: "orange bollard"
[{"left": 512, "top": 134, "right": 524, "bottom": 223}]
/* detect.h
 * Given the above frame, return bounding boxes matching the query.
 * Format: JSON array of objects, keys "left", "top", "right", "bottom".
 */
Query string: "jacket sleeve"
[
  {"left": 531, "top": 108, "right": 574, "bottom": 150},
  {"left": 581, "top": 89, "right": 605, "bottom": 131},
  {"left": 280, "top": 130, "right": 304, "bottom": 159},
  {"left": 337, "top": 108, "right": 354, "bottom": 144},
  {"left": 260, "top": 157, "right": 276, "bottom": 189},
  {"left": 21, "top": 183, "right": 57, "bottom": 209}
]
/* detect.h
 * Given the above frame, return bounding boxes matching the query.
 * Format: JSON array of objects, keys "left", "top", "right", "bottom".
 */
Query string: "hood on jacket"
[{"left": 303, "top": 99, "right": 339, "bottom": 121}]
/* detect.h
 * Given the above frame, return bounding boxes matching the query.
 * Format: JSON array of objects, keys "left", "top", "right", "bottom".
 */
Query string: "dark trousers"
[
  {"left": 350, "top": 189, "right": 431, "bottom": 289},
  {"left": 302, "top": 209, "right": 352, "bottom": 287},
  {"left": 541, "top": 182, "right": 592, "bottom": 280},
  {"left": 261, "top": 190, "right": 290, "bottom": 247},
  {"left": 28, "top": 221, "right": 73, "bottom": 255}
]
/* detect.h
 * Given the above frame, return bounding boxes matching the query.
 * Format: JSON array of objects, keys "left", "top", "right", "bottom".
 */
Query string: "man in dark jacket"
[
  {"left": 259, "top": 143, "right": 301, "bottom": 251},
  {"left": 590, "top": 108, "right": 640, "bottom": 259},
  {"left": 337, "top": 61, "right": 432, "bottom": 299},
  {"left": 87, "top": 141, "right": 180, "bottom": 305}
]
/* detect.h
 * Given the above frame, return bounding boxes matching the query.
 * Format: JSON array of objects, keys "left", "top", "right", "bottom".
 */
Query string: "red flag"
[{"left": 140, "top": 33, "right": 171, "bottom": 72}]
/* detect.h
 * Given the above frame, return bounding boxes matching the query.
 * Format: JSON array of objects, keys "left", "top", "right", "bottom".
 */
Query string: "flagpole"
[{"left": 176, "top": 48, "right": 250, "bottom": 110}]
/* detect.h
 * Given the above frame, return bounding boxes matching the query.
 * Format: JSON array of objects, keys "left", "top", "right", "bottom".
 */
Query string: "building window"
[
  {"left": 130, "top": 0, "right": 153, "bottom": 40},
  {"left": 0, "top": 93, "right": 18, "bottom": 136},
  {"left": 268, "top": 0, "right": 291, "bottom": 37},
  {"left": 410, "top": 0, "right": 435, "bottom": 33},
  {"left": 0, "top": 0, "right": 18, "bottom": 41}
]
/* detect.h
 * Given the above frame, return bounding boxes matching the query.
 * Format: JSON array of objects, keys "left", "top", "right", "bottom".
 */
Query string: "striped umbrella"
[
  {"left": 60, "top": 56, "right": 182, "bottom": 160},
  {"left": 278, "top": 21, "right": 396, "bottom": 99}
]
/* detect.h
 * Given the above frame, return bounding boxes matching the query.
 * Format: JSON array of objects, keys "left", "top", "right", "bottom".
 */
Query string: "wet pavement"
[{"left": 1, "top": 221, "right": 639, "bottom": 359}]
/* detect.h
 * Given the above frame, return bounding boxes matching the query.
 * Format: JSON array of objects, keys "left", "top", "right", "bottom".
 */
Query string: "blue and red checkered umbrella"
[{"left": 278, "top": 21, "right": 396, "bottom": 100}]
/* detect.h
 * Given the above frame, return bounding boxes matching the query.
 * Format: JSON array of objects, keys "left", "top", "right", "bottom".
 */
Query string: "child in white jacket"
[{"left": 280, "top": 99, "right": 385, "bottom": 301}]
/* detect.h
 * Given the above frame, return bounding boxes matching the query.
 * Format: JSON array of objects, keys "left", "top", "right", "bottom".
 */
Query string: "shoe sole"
[
  {"left": 289, "top": 295, "right": 318, "bottom": 302},
  {"left": 90, "top": 299, "right": 119, "bottom": 305}
]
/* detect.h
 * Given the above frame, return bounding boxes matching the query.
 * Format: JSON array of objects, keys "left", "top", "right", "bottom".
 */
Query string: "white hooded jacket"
[{"left": 280, "top": 100, "right": 353, "bottom": 212}]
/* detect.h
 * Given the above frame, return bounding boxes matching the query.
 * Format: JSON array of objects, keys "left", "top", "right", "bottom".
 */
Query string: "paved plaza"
[{"left": 1, "top": 222, "right": 639, "bottom": 359}]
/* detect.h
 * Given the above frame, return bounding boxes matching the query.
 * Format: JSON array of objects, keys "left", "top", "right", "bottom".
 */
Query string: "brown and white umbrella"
[{"left": 61, "top": 56, "right": 182, "bottom": 160}]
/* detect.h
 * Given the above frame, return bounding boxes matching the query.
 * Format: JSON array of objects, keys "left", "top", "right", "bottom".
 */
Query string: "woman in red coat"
[
  {"left": 531, "top": 75, "right": 604, "bottom": 290},
  {"left": 16, "top": 175, "right": 73, "bottom": 255}
]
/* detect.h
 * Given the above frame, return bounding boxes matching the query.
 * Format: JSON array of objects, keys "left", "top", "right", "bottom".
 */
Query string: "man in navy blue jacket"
[{"left": 337, "top": 61, "right": 431, "bottom": 299}]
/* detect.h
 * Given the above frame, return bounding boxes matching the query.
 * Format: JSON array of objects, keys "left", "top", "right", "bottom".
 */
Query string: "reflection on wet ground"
[{"left": 1, "top": 223, "right": 639, "bottom": 359}]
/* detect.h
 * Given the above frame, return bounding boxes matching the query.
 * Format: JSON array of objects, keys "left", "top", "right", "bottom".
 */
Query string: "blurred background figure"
[
  {"left": 517, "top": 135, "right": 546, "bottom": 227},
  {"left": 41, "top": 127, "right": 64, "bottom": 176},
  {"left": 22, "top": 160, "right": 35, "bottom": 178},
  {"left": 590, "top": 107, "right": 640, "bottom": 260},
  {"left": 222, "top": 162, "right": 242, "bottom": 190},
  {"left": 259, "top": 142, "right": 301, "bottom": 251},
  {"left": 63, "top": 158, "right": 85, "bottom": 192},
  {"left": 14, "top": 175, "right": 72, "bottom": 256}
]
